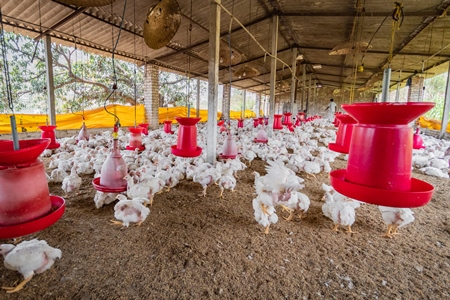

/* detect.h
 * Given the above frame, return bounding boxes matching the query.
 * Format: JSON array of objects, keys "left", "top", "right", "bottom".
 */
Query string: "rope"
[
  {"left": 215, "top": 0, "right": 300, "bottom": 82},
  {"left": 0, "top": 9, "right": 14, "bottom": 114},
  {"left": 104, "top": 0, "right": 128, "bottom": 127},
  {"left": 388, "top": 2, "right": 404, "bottom": 64}
]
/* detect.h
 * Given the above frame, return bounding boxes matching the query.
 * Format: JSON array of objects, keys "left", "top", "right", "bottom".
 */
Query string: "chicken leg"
[
  {"left": 202, "top": 186, "right": 208, "bottom": 197},
  {"left": 382, "top": 224, "right": 393, "bottom": 238},
  {"left": 346, "top": 225, "right": 357, "bottom": 234},
  {"left": 391, "top": 225, "right": 401, "bottom": 235},
  {"left": 279, "top": 205, "right": 294, "bottom": 221},
  {"left": 306, "top": 173, "right": 317, "bottom": 179},
  {"left": 332, "top": 224, "right": 339, "bottom": 231},
  {"left": 264, "top": 225, "right": 270, "bottom": 234},
  {"left": 2, "top": 275, "right": 33, "bottom": 293},
  {"left": 260, "top": 203, "right": 269, "bottom": 215},
  {"left": 219, "top": 188, "right": 224, "bottom": 198},
  {"left": 110, "top": 220, "right": 123, "bottom": 226}
]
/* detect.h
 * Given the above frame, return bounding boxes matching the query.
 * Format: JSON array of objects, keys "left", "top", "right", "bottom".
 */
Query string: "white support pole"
[
  {"left": 243, "top": 90, "right": 246, "bottom": 118},
  {"left": 313, "top": 79, "right": 317, "bottom": 115},
  {"left": 206, "top": 0, "right": 221, "bottom": 164},
  {"left": 290, "top": 48, "right": 297, "bottom": 113},
  {"left": 255, "top": 92, "right": 261, "bottom": 117},
  {"left": 269, "top": 14, "right": 279, "bottom": 137},
  {"left": 302, "top": 64, "right": 306, "bottom": 111},
  {"left": 306, "top": 74, "right": 312, "bottom": 113},
  {"left": 381, "top": 67, "right": 391, "bottom": 102},
  {"left": 196, "top": 78, "right": 201, "bottom": 118},
  {"left": 439, "top": 63, "right": 450, "bottom": 139},
  {"left": 44, "top": 35, "right": 56, "bottom": 125}
]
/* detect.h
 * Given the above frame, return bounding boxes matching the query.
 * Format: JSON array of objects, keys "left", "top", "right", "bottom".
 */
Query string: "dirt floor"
[{"left": 1, "top": 154, "right": 450, "bottom": 299}]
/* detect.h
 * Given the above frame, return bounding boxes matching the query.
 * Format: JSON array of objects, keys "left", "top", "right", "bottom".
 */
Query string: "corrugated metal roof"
[{"left": 1, "top": 0, "right": 450, "bottom": 95}]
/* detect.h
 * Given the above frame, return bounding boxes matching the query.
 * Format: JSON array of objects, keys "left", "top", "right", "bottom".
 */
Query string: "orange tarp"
[
  {"left": 0, "top": 105, "right": 258, "bottom": 133},
  {"left": 418, "top": 116, "right": 450, "bottom": 133}
]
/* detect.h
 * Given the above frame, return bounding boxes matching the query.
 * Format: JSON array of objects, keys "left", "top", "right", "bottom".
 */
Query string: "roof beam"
[
  {"left": 34, "top": 7, "right": 87, "bottom": 41},
  {"left": 279, "top": 11, "right": 442, "bottom": 17}
]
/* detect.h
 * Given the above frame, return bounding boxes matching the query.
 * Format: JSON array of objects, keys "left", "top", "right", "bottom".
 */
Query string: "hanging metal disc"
[
  {"left": 143, "top": 0, "right": 182, "bottom": 50},
  {"left": 56, "top": 0, "right": 116, "bottom": 7}
]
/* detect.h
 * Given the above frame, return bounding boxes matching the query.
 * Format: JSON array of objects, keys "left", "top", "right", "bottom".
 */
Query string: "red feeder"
[
  {"left": 38, "top": 125, "right": 60, "bottom": 149},
  {"left": 76, "top": 123, "right": 89, "bottom": 143},
  {"left": 253, "top": 118, "right": 260, "bottom": 128},
  {"left": 295, "top": 112, "right": 306, "bottom": 126},
  {"left": 94, "top": 137, "right": 128, "bottom": 193},
  {"left": 171, "top": 117, "right": 202, "bottom": 157},
  {"left": 283, "top": 112, "right": 293, "bottom": 126},
  {"left": 237, "top": 118, "right": 244, "bottom": 128},
  {"left": 330, "top": 102, "right": 435, "bottom": 208},
  {"left": 126, "top": 127, "right": 145, "bottom": 151},
  {"left": 219, "top": 133, "right": 239, "bottom": 159},
  {"left": 163, "top": 120, "right": 174, "bottom": 134},
  {"left": 328, "top": 114, "right": 357, "bottom": 154},
  {"left": 332, "top": 112, "right": 342, "bottom": 127},
  {"left": 273, "top": 114, "right": 283, "bottom": 130},
  {"left": 138, "top": 123, "right": 149, "bottom": 135},
  {"left": 264, "top": 117, "right": 269, "bottom": 126},
  {"left": 413, "top": 128, "right": 425, "bottom": 149},
  {"left": 0, "top": 139, "right": 65, "bottom": 239},
  {"left": 218, "top": 120, "right": 227, "bottom": 133}
]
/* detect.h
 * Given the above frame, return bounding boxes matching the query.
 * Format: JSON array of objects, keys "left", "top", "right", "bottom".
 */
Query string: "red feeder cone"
[
  {"left": 295, "top": 112, "right": 306, "bottom": 126},
  {"left": 218, "top": 120, "right": 227, "bottom": 133},
  {"left": 93, "top": 138, "right": 128, "bottom": 193},
  {"left": 237, "top": 118, "right": 244, "bottom": 128},
  {"left": 253, "top": 118, "right": 260, "bottom": 128},
  {"left": 219, "top": 133, "right": 239, "bottom": 159},
  {"left": 0, "top": 139, "right": 65, "bottom": 239},
  {"left": 138, "top": 123, "right": 149, "bottom": 135},
  {"left": 273, "top": 114, "right": 283, "bottom": 130},
  {"left": 163, "top": 120, "right": 174, "bottom": 134},
  {"left": 76, "top": 123, "right": 89, "bottom": 143},
  {"left": 330, "top": 102, "right": 435, "bottom": 208},
  {"left": 283, "top": 112, "right": 293, "bottom": 126},
  {"left": 126, "top": 127, "right": 145, "bottom": 151},
  {"left": 413, "top": 128, "right": 425, "bottom": 149},
  {"left": 171, "top": 117, "right": 202, "bottom": 157},
  {"left": 328, "top": 114, "right": 357, "bottom": 154},
  {"left": 38, "top": 125, "right": 60, "bottom": 149}
]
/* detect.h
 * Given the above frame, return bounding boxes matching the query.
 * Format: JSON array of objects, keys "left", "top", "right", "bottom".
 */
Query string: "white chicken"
[
  {"left": 218, "top": 174, "right": 237, "bottom": 198},
  {"left": 278, "top": 191, "right": 311, "bottom": 221},
  {"left": 48, "top": 168, "right": 68, "bottom": 184},
  {"left": 111, "top": 194, "right": 150, "bottom": 227},
  {"left": 0, "top": 239, "right": 62, "bottom": 293},
  {"left": 322, "top": 191, "right": 360, "bottom": 233},
  {"left": 93, "top": 191, "right": 118, "bottom": 209},
  {"left": 193, "top": 167, "right": 221, "bottom": 197},
  {"left": 61, "top": 165, "right": 82, "bottom": 197},
  {"left": 378, "top": 206, "right": 415, "bottom": 238},
  {"left": 252, "top": 193, "right": 278, "bottom": 234}
]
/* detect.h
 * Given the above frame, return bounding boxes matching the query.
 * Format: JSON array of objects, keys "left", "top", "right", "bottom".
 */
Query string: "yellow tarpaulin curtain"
[
  {"left": 0, "top": 105, "right": 259, "bottom": 133},
  {"left": 418, "top": 116, "right": 450, "bottom": 133}
]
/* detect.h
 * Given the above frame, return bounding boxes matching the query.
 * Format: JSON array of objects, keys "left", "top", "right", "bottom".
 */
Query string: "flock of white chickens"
[{"left": 1, "top": 116, "right": 449, "bottom": 293}]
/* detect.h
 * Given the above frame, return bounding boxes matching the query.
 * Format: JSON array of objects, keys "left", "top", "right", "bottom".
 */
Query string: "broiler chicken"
[
  {"left": 378, "top": 206, "right": 415, "bottom": 238},
  {"left": 61, "top": 165, "right": 82, "bottom": 197},
  {"left": 278, "top": 191, "right": 310, "bottom": 221},
  {"left": 252, "top": 193, "right": 278, "bottom": 234},
  {"left": 0, "top": 239, "right": 61, "bottom": 293},
  {"left": 322, "top": 191, "right": 360, "bottom": 233},
  {"left": 193, "top": 167, "right": 221, "bottom": 197},
  {"left": 111, "top": 194, "right": 150, "bottom": 227},
  {"left": 94, "top": 191, "right": 118, "bottom": 209},
  {"left": 218, "top": 174, "right": 237, "bottom": 198}
]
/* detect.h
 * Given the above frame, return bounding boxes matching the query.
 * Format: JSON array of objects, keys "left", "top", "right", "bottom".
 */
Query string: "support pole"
[
  {"left": 255, "top": 92, "right": 261, "bottom": 117},
  {"left": 439, "top": 63, "right": 450, "bottom": 139},
  {"left": 306, "top": 74, "right": 311, "bottom": 113},
  {"left": 196, "top": 78, "right": 200, "bottom": 118},
  {"left": 313, "top": 79, "right": 317, "bottom": 115},
  {"left": 44, "top": 35, "right": 56, "bottom": 125},
  {"left": 269, "top": 14, "right": 279, "bottom": 137},
  {"left": 243, "top": 90, "right": 246, "bottom": 118},
  {"left": 381, "top": 67, "right": 391, "bottom": 102},
  {"left": 206, "top": 0, "right": 221, "bottom": 164},
  {"left": 290, "top": 48, "right": 298, "bottom": 113},
  {"left": 302, "top": 64, "right": 306, "bottom": 110}
]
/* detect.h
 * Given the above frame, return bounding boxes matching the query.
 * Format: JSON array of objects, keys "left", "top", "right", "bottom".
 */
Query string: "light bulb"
[
  {"left": 230, "top": 52, "right": 235, "bottom": 60},
  {"left": 238, "top": 75, "right": 242, "bottom": 79},
  {"left": 243, "top": 72, "right": 246, "bottom": 77},
  {"left": 219, "top": 57, "right": 224, "bottom": 64}
]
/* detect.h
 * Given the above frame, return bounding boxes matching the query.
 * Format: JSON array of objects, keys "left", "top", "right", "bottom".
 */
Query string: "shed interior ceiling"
[{"left": 2, "top": 0, "right": 450, "bottom": 95}]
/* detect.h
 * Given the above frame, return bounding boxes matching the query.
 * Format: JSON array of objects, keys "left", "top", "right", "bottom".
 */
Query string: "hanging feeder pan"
[
  {"left": 0, "top": 139, "right": 50, "bottom": 167},
  {"left": 234, "top": 65, "right": 260, "bottom": 78},
  {"left": 219, "top": 43, "right": 242, "bottom": 66},
  {"left": 0, "top": 196, "right": 65, "bottom": 239},
  {"left": 55, "top": 0, "right": 115, "bottom": 7},
  {"left": 329, "top": 41, "right": 372, "bottom": 55},
  {"left": 143, "top": 0, "right": 182, "bottom": 50}
]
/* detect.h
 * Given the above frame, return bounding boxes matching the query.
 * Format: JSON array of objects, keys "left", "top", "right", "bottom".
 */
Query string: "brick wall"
[
  {"left": 222, "top": 84, "right": 230, "bottom": 120},
  {"left": 407, "top": 76, "right": 424, "bottom": 102},
  {"left": 143, "top": 63, "right": 160, "bottom": 128}
]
